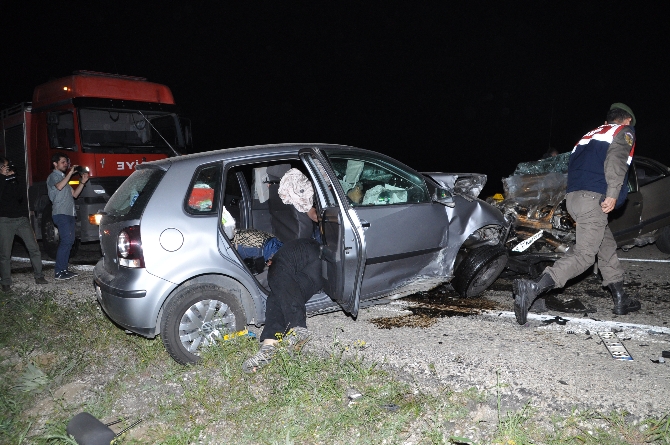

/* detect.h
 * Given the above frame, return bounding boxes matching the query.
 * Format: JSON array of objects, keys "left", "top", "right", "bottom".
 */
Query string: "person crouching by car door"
[{"left": 242, "top": 169, "right": 322, "bottom": 373}]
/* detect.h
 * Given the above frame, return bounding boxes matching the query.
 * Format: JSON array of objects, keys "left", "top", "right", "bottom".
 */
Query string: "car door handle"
[{"left": 360, "top": 219, "right": 370, "bottom": 228}]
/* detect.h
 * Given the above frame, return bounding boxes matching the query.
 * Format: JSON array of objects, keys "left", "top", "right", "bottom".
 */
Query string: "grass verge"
[{"left": 1, "top": 286, "right": 669, "bottom": 444}]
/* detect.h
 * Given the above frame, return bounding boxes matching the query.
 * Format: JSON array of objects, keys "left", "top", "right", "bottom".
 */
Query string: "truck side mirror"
[
  {"left": 181, "top": 118, "right": 193, "bottom": 153},
  {"left": 433, "top": 187, "right": 456, "bottom": 208}
]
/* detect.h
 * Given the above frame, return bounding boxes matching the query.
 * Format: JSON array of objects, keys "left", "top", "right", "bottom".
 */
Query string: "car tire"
[
  {"left": 452, "top": 244, "right": 508, "bottom": 298},
  {"left": 656, "top": 226, "right": 670, "bottom": 254},
  {"left": 160, "top": 283, "right": 247, "bottom": 365},
  {"left": 41, "top": 202, "right": 80, "bottom": 260}
]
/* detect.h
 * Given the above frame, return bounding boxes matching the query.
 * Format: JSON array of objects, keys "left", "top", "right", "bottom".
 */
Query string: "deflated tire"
[{"left": 452, "top": 244, "right": 508, "bottom": 298}]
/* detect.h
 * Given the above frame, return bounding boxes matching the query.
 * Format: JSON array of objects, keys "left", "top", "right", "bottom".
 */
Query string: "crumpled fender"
[
  {"left": 442, "top": 195, "right": 508, "bottom": 272},
  {"left": 387, "top": 194, "right": 508, "bottom": 297}
]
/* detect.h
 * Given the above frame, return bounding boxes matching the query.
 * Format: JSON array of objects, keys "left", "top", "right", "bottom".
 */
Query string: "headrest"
[{"left": 266, "top": 164, "right": 291, "bottom": 182}]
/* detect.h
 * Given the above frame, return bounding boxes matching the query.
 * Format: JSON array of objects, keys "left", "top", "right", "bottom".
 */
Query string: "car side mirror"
[{"left": 433, "top": 187, "right": 456, "bottom": 208}]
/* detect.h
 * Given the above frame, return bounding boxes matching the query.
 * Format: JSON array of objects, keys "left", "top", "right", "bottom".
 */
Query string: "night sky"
[{"left": 3, "top": 3, "right": 669, "bottom": 197}]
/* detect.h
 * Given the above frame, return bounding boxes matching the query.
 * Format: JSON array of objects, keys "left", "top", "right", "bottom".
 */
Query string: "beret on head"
[{"left": 610, "top": 103, "right": 636, "bottom": 126}]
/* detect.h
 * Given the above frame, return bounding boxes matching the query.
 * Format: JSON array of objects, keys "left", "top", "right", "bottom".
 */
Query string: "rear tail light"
[{"left": 117, "top": 225, "right": 144, "bottom": 268}]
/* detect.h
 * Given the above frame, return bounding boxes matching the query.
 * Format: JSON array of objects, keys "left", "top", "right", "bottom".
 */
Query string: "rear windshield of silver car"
[{"left": 104, "top": 168, "right": 165, "bottom": 220}]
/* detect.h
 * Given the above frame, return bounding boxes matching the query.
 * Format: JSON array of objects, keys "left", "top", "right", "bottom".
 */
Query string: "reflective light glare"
[
  {"left": 63, "top": 86, "right": 68, "bottom": 91},
  {"left": 89, "top": 214, "right": 103, "bottom": 225},
  {"left": 119, "top": 258, "right": 142, "bottom": 267},
  {"left": 117, "top": 231, "right": 130, "bottom": 258}
]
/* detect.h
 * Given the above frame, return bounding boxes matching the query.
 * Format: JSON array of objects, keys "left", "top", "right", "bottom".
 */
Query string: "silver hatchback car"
[{"left": 94, "top": 144, "right": 509, "bottom": 364}]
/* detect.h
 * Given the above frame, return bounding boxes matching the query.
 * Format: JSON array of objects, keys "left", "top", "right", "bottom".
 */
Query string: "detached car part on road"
[
  {"left": 493, "top": 153, "right": 670, "bottom": 276},
  {"left": 94, "top": 144, "right": 508, "bottom": 364}
]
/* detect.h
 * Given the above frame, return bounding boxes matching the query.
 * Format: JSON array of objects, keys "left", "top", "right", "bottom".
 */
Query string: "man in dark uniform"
[{"left": 513, "top": 103, "right": 641, "bottom": 324}]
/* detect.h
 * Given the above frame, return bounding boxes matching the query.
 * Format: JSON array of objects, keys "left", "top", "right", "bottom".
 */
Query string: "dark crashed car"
[
  {"left": 492, "top": 153, "right": 670, "bottom": 276},
  {"left": 94, "top": 144, "right": 509, "bottom": 364}
]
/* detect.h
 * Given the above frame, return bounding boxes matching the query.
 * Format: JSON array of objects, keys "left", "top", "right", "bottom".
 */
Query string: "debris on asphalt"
[
  {"left": 545, "top": 295, "right": 596, "bottom": 313},
  {"left": 598, "top": 331, "right": 633, "bottom": 361},
  {"left": 542, "top": 316, "right": 568, "bottom": 326}
]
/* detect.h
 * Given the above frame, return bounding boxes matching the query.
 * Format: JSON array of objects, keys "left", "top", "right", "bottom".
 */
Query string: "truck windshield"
[{"left": 79, "top": 108, "right": 184, "bottom": 154}]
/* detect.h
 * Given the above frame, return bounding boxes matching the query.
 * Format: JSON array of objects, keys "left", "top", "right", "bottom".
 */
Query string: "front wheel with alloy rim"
[
  {"left": 160, "top": 284, "right": 247, "bottom": 365},
  {"left": 452, "top": 244, "right": 509, "bottom": 298}
]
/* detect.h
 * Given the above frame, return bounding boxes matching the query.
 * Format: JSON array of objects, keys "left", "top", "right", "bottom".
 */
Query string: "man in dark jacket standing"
[
  {"left": 0, "top": 156, "right": 48, "bottom": 292},
  {"left": 513, "top": 103, "right": 641, "bottom": 324}
]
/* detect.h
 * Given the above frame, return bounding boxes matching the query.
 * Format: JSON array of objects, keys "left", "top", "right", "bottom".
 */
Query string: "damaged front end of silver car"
[{"left": 489, "top": 153, "right": 576, "bottom": 277}]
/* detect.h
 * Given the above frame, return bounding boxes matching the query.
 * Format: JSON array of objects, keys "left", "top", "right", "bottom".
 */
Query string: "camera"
[
  {"left": 73, "top": 165, "right": 90, "bottom": 175},
  {"left": 3, "top": 160, "right": 17, "bottom": 182}
]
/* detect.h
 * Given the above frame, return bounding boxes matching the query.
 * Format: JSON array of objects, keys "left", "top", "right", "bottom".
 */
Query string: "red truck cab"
[{"left": 0, "top": 71, "right": 191, "bottom": 257}]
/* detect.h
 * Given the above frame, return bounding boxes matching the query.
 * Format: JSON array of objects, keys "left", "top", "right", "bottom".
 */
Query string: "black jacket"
[{"left": 0, "top": 175, "right": 28, "bottom": 218}]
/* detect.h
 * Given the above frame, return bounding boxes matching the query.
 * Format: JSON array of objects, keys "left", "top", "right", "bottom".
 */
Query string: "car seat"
[{"left": 267, "top": 164, "right": 315, "bottom": 242}]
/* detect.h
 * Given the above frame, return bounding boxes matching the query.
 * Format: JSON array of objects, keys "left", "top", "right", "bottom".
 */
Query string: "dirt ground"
[{"left": 6, "top": 239, "right": 670, "bottom": 442}]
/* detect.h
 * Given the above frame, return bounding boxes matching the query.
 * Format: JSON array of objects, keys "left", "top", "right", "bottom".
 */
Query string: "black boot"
[
  {"left": 513, "top": 274, "right": 555, "bottom": 325},
  {"left": 608, "top": 282, "right": 641, "bottom": 315}
]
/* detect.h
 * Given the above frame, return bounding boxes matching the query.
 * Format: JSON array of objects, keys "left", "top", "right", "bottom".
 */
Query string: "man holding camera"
[
  {"left": 47, "top": 153, "right": 88, "bottom": 280},
  {"left": 0, "top": 156, "right": 48, "bottom": 292}
]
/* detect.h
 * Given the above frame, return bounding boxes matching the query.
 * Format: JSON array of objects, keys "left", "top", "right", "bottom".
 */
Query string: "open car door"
[{"left": 300, "top": 148, "right": 367, "bottom": 317}]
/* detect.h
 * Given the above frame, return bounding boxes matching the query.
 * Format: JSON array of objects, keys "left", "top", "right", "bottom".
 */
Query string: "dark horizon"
[{"left": 3, "top": 3, "right": 668, "bottom": 197}]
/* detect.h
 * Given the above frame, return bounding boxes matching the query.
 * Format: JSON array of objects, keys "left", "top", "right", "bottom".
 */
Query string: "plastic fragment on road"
[
  {"left": 598, "top": 331, "right": 633, "bottom": 361},
  {"left": 346, "top": 388, "right": 363, "bottom": 407},
  {"left": 219, "top": 329, "right": 255, "bottom": 342},
  {"left": 542, "top": 315, "right": 568, "bottom": 325}
]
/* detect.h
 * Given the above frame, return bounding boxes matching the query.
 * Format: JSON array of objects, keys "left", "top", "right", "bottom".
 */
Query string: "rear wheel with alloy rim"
[{"left": 160, "top": 283, "right": 246, "bottom": 365}]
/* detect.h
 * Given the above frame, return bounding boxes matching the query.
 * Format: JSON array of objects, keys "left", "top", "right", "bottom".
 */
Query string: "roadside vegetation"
[{"left": 1, "top": 287, "right": 668, "bottom": 444}]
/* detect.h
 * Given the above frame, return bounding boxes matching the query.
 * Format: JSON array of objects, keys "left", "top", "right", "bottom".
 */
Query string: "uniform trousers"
[
  {"left": 260, "top": 238, "right": 323, "bottom": 342},
  {"left": 545, "top": 190, "right": 624, "bottom": 288}
]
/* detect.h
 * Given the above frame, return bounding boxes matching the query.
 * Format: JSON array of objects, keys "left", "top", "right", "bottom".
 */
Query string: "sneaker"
[
  {"left": 242, "top": 343, "right": 277, "bottom": 374},
  {"left": 283, "top": 327, "right": 311, "bottom": 354},
  {"left": 67, "top": 269, "right": 79, "bottom": 277},
  {"left": 35, "top": 277, "right": 48, "bottom": 285},
  {"left": 55, "top": 271, "right": 76, "bottom": 281}
]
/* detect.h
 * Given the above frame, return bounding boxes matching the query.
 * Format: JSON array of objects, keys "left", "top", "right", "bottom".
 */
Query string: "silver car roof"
[{"left": 138, "top": 143, "right": 420, "bottom": 174}]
